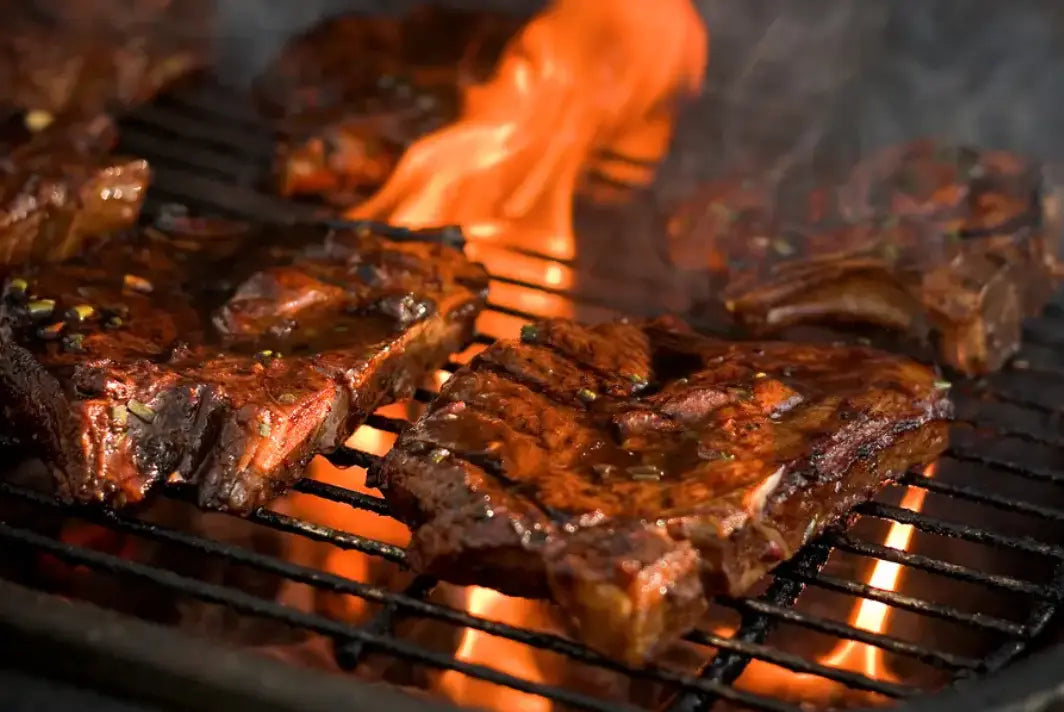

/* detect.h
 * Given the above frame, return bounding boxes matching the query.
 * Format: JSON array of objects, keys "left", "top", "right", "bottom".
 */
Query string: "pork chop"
[{"left": 371, "top": 316, "right": 952, "bottom": 664}]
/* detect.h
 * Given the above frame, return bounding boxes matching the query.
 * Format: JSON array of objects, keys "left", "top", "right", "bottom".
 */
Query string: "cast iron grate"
[{"left": 2, "top": 80, "right": 1064, "bottom": 712}]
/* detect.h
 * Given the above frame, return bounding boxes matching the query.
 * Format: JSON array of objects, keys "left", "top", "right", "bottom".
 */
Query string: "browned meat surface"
[
  {"left": 0, "top": 114, "right": 150, "bottom": 265},
  {"left": 0, "top": 219, "right": 488, "bottom": 513},
  {"left": 255, "top": 6, "right": 525, "bottom": 206},
  {"left": 668, "top": 141, "right": 1062, "bottom": 375},
  {"left": 371, "top": 317, "right": 951, "bottom": 664},
  {"left": 0, "top": 0, "right": 211, "bottom": 118}
]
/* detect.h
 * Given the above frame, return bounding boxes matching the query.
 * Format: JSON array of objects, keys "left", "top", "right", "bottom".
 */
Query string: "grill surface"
[{"left": 3, "top": 79, "right": 1064, "bottom": 712}]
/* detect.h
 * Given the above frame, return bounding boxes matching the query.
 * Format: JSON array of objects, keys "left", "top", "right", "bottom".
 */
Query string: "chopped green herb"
[
  {"left": 24, "top": 109, "right": 53, "bottom": 132},
  {"left": 36, "top": 322, "right": 64, "bottom": 340},
  {"left": 258, "top": 421, "right": 271, "bottom": 437},
  {"left": 123, "top": 274, "right": 154, "bottom": 293},
  {"left": 127, "top": 400, "right": 156, "bottom": 423},
  {"left": 933, "top": 379, "right": 952, "bottom": 390},
  {"left": 111, "top": 405, "right": 128, "bottom": 427},
  {"left": 278, "top": 393, "right": 297, "bottom": 405},
  {"left": 697, "top": 446, "right": 736, "bottom": 462},
  {"left": 771, "top": 239, "right": 796, "bottom": 257},
  {"left": 67, "top": 304, "right": 95, "bottom": 322},
  {"left": 27, "top": 299, "right": 55, "bottom": 319},
  {"left": 62, "top": 333, "right": 85, "bottom": 352},
  {"left": 628, "top": 373, "right": 649, "bottom": 388},
  {"left": 105, "top": 316, "right": 124, "bottom": 329},
  {"left": 577, "top": 388, "right": 598, "bottom": 403},
  {"left": 520, "top": 324, "right": 539, "bottom": 343},
  {"left": 627, "top": 464, "right": 663, "bottom": 481},
  {"left": 709, "top": 202, "right": 738, "bottom": 223},
  {"left": 429, "top": 447, "right": 451, "bottom": 464},
  {"left": 592, "top": 463, "right": 617, "bottom": 478},
  {"left": 5, "top": 277, "right": 27, "bottom": 296},
  {"left": 944, "top": 227, "right": 961, "bottom": 244}
]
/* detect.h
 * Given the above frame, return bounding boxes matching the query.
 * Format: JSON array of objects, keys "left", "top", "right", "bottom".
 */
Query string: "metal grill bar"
[
  {"left": 901, "top": 471, "right": 1064, "bottom": 523},
  {"left": 830, "top": 535, "right": 1055, "bottom": 599},
  {"left": 0, "top": 502, "right": 823, "bottom": 712},
  {"left": 667, "top": 545, "right": 833, "bottom": 712},
  {"left": 0, "top": 522, "right": 640, "bottom": 712},
  {"left": 722, "top": 598, "right": 981, "bottom": 670},
  {"left": 789, "top": 571, "right": 1025, "bottom": 636},
  {"left": 1, "top": 77, "right": 1063, "bottom": 712},
  {"left": 856, "top": 502, "right": 1064, "bottom": 559}
]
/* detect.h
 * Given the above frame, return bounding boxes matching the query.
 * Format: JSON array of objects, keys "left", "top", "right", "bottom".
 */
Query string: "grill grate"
[{"left": 3, "top": 79, "right": 1064, "bottom": 712}]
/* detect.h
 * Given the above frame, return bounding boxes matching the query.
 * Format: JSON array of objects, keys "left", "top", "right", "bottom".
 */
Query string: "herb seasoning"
[
  {"left": 127, "top": 400, "right": 156, "bottom": 423},
  {"left": 27, "top": 299, "right": 55, "bottom": 319},
  {"left": 627, "top": 464, "right": 663, "bottom": 481},
  {"left": 111, "top": 405, "right": 128, "bottom": 427}
]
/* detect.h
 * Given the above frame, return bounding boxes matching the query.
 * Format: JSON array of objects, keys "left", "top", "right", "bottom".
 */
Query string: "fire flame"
[
  {"left": 438, "top": 588, "right": 557, "bottom": 712},
  {"left": 346, "top": 0, "right": 707, "bottom": 261},
  {"left": 735, "top": 463, "right": 937, "bottom": 707}
]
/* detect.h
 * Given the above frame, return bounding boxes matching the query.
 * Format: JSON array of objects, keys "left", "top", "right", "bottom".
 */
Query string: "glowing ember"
[
  {"left": 347, "top": 0, "right": 707, "bottom": 261},
  {"left": 438, "top": 588, "right": 555, "bottom": 712},
  {"left": 735, "top": 463, "right": 937, "bottom": 707}
]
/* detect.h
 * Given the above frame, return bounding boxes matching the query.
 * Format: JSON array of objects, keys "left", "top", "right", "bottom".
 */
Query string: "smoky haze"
[
  {"left": 212, "top": 1, "right": 1064, "bottom": 202},
  {"left": 661, "top": 1, "right": 1064, "bottom": 202}
]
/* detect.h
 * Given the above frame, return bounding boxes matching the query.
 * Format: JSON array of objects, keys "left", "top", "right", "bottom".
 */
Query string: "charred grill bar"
[{"left": 2, "top": 79, "right": 1064, "bottom": 712}]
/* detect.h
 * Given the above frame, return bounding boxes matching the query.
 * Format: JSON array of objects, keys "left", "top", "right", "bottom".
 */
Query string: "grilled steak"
[
  {"left": 1, "top": 114, "right": 150, "bottom": 265},
  {"left": 669, "top": 141, "right": 1062, "bottom": 375},
  {"left": 371, "top": 316, "right": 951, "bottom": 664},
  {"left": 255, "top": 6, "right": 524, "bottom": 205},
  {"left": 1, "top": 0, "right": 210, "bottom": 117},
  {"left": 0, "top": 219, "right": 488, "bottom": 513}
]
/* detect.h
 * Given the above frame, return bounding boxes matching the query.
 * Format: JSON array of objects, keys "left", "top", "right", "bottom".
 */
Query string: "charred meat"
[
  {"left": 0, "top": 220, "right": 488, "bottom": 513},
  {"left": 371, "top": 316, "right": 951, "bottom": 664},
  {"left": 669, "top": 141, "right": 1061, "bottom": 374},
  {"left": 1, "top": 114, "right": 149, "bottom": 265},
  {"left": 256, "top": 6, "right": 524, "bottom": 205},
  {"left": 0, "top": 0, "right": 210, "bottom": 118}
]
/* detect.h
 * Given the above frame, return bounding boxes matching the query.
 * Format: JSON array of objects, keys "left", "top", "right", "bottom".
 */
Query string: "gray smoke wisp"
[{"left": 659, "top": 0, "right": 1064, "bottom": 208}]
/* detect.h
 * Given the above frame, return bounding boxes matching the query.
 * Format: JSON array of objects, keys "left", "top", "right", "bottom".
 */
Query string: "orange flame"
[
  {"left": 735, "top": 463, "right": 936, "bottom": 706},
  {"left": 283, "top": 416, "right": 409, "bottom": 625},
  {"left": 438, "top": 589, "right": 554, "bottom": 712},
  {"left": 346, "top": 0, "right": 707, "bottom": 261}
]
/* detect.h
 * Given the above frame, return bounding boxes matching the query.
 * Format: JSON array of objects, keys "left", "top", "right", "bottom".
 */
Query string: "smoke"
[
  {"left": 658, "top": 0, "right": 1064, "bottom": 206},
  {"left": 211, "top": 0, "right": 543, "bottom": 84}
]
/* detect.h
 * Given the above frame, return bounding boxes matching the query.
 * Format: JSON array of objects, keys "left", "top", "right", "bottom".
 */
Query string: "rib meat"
[
  {"left": 371, "top": 316, "right": 951, "bottom": 664},
  {"left": 668, "top": 141, "right": 1061, "bottom": 374},
  {"left": 1, "top": 115, "right": 149, "bottom": 265},
  {"left": 1, "top": 0, "right": 211, "bottom": 117},
  {"left": 0, "top": 220, "right": 487, "bottom": 513},
  {"left": 255, "top": 6, "right": 524, "bottom": 206}
]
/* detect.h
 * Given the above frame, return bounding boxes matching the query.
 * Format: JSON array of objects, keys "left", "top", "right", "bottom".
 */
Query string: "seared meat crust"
[{"left": 372, "top": 317, "right": 951, "bottom": 663}]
